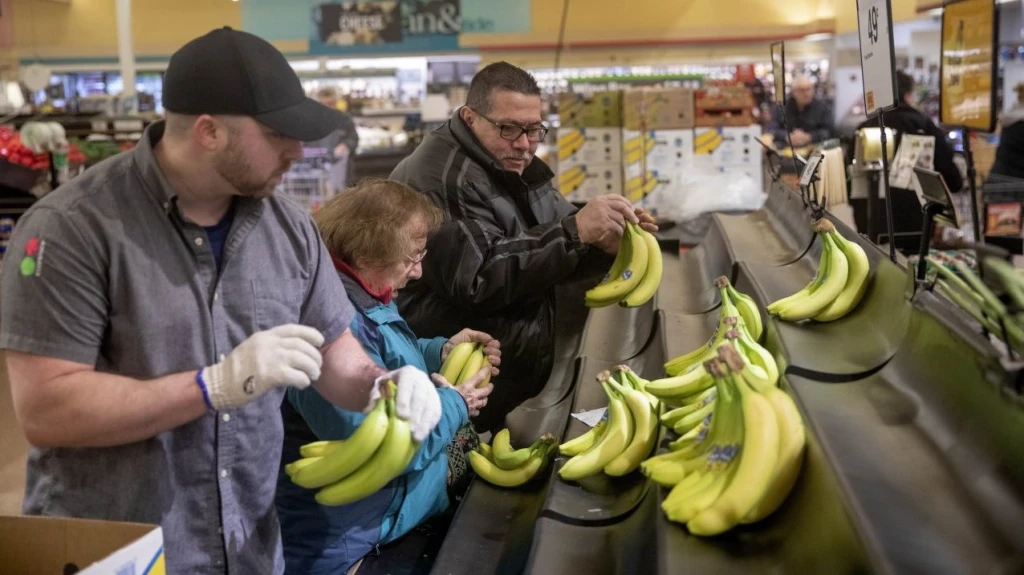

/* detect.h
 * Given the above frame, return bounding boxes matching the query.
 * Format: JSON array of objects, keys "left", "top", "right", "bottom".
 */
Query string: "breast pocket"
[{"left": 254, "top": 278, "right": 307, "bottom": 331}]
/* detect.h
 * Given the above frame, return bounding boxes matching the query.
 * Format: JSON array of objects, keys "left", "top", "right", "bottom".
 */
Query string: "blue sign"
[
  {"left": 309, "top": 0, "right": 460, "bottom": 55},
  {"left": 240, "top": 0, "right": 530, "bottom": 53}
]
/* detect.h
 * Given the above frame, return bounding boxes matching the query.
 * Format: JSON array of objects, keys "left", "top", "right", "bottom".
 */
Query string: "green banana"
[
  {"left": 660, "top": 387, "right": 717, "bottom": 427},
  {"left": 813, "top": 228, "right": 871, "bottom": 322},
  {"left": 285, "top": 456, "right": 323, "bottom": 477},
  {"left": 291, "top": 397, "right": 390, "bottom": 489},
  {"left": 620, "top": 228, "right": 663, "bottom": 307},
  {"left": 440, "top": 341, "right": 476, "bottom": 383},
  {"left": 479, "top": 442, "right": 493, "bottom": 460},
  {"left": 315, "top": 397, "right": 417, "bottom": 506},
  {"left": 585, "top": 223, "right": 649, "bottom": 307},
  {"left": 604, "top": 378, "right": 659, "bottom": 476},
  {"left": 492, "top": 430, "right": 554, "bottom": 470},
  {"left": 559, "top": 420, "right": 608, "bottom": 456},
  {"left": 559, "top": 380, "right": 635, "bottom": 481},
  {"left": 646, "top": 364, "right": 715, "bottom": 399},
  {"left": 725, "top": 282, "right": 764, "bottom": 342},
  {"left": 299, "top": 439, "right": 347, "bottom": 459}
]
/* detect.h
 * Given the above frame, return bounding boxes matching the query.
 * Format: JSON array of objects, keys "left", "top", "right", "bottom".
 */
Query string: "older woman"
[{"left": 276, "top": 179, "right": 498, "bottom": 574}]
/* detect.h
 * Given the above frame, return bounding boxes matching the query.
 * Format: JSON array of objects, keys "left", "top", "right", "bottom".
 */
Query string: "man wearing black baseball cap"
[{"left": 0, "top": 27, "right": 443, "bottom": 574}]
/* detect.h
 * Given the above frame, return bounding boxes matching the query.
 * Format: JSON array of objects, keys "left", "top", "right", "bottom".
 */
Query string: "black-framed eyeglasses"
[{"left": 473, "top": 110, "right": 549, "bottom": 142}]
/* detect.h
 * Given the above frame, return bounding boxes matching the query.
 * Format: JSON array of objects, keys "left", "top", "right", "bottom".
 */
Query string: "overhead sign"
[
  {"left": 940, "top": 0, "right": 997, "bottom": 131},
  {"left": 310, "top": 0, "right": 461, "bottom": 55},
  {"left": 856, "top": 0, "right": 897, "bottom": 117}
]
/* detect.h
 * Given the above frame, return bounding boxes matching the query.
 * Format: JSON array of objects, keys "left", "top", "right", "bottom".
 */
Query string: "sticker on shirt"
[{"left": 20, "top": 237, "right": 45, "bottom": 277}]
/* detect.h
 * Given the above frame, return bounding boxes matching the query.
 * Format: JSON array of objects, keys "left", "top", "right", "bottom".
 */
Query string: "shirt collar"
[
  {"left": 332, "top": 255, "right": 393, "bottom": 305},
  {"left": 132, "top": 121, "right": 178, "bottom": 215}
]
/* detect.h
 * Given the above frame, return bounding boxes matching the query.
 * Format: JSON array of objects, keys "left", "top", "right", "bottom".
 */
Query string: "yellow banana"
[
  {"left": 585, "top": 223, "right": 649, "bottom": 307},
  {"left": 285, "top": 456, "right": 323, "bottom": 477},
  {"left": 664, "top": 305, "right": 740, "bottom": 375},
  {"left": 646, "top": 364, "right": 714, "bottom": 399},
  {"left": 291, "top": 397, "right": 390, "bottom": 489},
  {"left": 315, "top": 397, "right": 417, "bottom": 506},
  {"left": 470, "top": 443, "right": 552, "bottom": 488},
  {"left": 604, "top": 379, "right": 659, "bottom": 476},
  {"left": 660, "top": 387, "right": 717, "bottom": 427},
  {"left": 299, "top": 439, "right": 346, "bottom": 459},
  {"left": 735, "top": 328, "right": 779, "bottom": 387},
  {"left": 813, "top": 228, "right": 871, "bottom": 322},
  {"left": 742, "top": 382, "right": 806, "bottom": 523},
  {"left": 479, "top": 442, "right": 492, "bottom": 460},
  {"left": 687, "top": 358, "right": 780, "bottom": 535},
  {"left": 440, "top": 341, "right": 476, "bottom": 383},
  {"left": 559, "top": 420, "right": 608, "bottom": 456},
  {"left": 456, "top": 346, "right": 485, "bottom": 385},
  {"left": 770, "top": 228, "right": 850, "bottom": 321},
  {"left": 620, "top": 229, "right": 663, "bottom": 307},
  {"left": 673, "top": 400, "right": 717, "bottom": 435},
  {"left": 559, "top": 380, "right": 635, "bottom": 481}
]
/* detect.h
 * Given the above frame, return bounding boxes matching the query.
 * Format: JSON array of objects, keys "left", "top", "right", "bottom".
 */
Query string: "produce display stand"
[{"left": 419, "top": 173, "right": 1024, "bottom": 575}]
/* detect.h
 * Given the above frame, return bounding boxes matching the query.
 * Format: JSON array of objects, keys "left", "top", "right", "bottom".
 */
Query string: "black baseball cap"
[{"left": 163, "top": 27, "right": 343, "bottom": 142}]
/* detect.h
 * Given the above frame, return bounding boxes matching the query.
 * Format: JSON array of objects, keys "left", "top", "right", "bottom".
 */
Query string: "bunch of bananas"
[
  {"left": 662, "top": 276, "right": 765, "bottom": 378},
  {"left": 469, "top": 429, "right": 558, "bottom": 488},
  {"left": 641, "top": 345, "right": 807, "bottom": 536},
  {"left": 585, "top": 222, "right": 663, "bottom": 308},
  {"left": 557, "top": 366, "right": 662, "bottom": 481},
  {"left": 439, "top": 341, "right": 491, "bottom": 387},
  {"left": 931, "top": 256, "right": 1024, "bottom": 354},
  {"left": 284, "top": 381, "right": 419, "bottom": 506},
  {"left": 768, "top": 219, "right": 871, "bottom": 322}
]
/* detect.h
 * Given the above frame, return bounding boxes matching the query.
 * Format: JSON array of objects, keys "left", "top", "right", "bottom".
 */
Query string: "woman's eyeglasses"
[{"left": 406, "top": 248, "right": 428, "bottom": 265}]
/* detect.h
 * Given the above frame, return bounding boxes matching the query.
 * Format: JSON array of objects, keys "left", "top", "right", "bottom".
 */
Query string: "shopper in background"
[
  {"left": 771, "top": 74, "right": 835, "bottom": 147},
  {"left": 853, "top": 71, "right": 964, "bottom": 242},
  {"left": 0, "top": 27, "right": 442, "bottom": 574},
  {"left": 988, "top": 82, "right": 1024, "bottom": 181},
  {"left": 390, "top": 61, "right": 658, "bottom": 433},
  {"left": 306, "top": 87, "right": 360, "bottom": 191},
  {"left": 276, "top": 179, "right": 498, "bottom": 574}
]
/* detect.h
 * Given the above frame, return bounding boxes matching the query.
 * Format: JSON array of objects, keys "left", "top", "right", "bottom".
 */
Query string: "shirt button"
[
  {"left": 217, "top": 526, "right": 223, "bottom": 534},
  {"left": 219, "top": 354, "right": 226, "bottom": 362},
  {"left": 214, "top": 291, "right": 220, "bottom": 300},
  {"left": 220, "top": 469, "right": 228, "bottom": 478},
  {"left": 162, "top": 201, "right": 169, "bottom": 210},
  {"left": 222, "top": 413, "right": 231, "bottom": 422},
  {"left": 194, "top": 236, "right": 204, "bottom": 247}
]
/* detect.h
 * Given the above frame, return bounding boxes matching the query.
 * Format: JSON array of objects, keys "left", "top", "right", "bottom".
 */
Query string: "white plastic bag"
[{"left": 667, "top": 164, "right": 766, "bottom": 221}]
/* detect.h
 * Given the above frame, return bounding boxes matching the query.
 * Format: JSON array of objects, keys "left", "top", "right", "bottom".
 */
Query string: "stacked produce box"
[
  {"left": 621, "top": 88, "right": 696, "bottom": 208},
  {"left": 694, "top": 83, "right": 762, "bottom": 187},
  {"left": 555, "top": 83, "right": 762, "bottom": 216},
  {"left": 556, "top": 91, "right": 624, "bottom": 203}
]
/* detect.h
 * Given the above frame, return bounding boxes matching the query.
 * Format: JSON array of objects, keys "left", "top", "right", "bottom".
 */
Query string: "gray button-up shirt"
[{"left": 0, "top": 122, "right": 355, "bottom": 574}]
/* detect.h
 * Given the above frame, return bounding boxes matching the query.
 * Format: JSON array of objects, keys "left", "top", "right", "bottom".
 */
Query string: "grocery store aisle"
[{"left": 0, "top": 353, "right": 27, "bottom": 515}]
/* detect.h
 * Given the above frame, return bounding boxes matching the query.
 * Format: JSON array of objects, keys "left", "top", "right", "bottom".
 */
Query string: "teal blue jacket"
[{"left": 276, "top": 270, "right": 468, "bottom": 574}]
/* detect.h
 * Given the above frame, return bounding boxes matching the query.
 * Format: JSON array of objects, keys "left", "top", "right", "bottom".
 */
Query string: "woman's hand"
[
  {"left": 432, "top": 369, "right": 493, "bottom": 417},
  {"left": 442, "top": 328, "right": 501, "bottom": 377}
]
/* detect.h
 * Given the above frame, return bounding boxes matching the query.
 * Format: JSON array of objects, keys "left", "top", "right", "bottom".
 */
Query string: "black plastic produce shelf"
[{"left": 424, "top": 179, "right": 1024, "bottom": 575}]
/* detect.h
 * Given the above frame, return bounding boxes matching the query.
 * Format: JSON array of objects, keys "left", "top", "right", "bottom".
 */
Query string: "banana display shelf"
[{"left": 424, "top": 181, "right": 1024, "bottom": 575}]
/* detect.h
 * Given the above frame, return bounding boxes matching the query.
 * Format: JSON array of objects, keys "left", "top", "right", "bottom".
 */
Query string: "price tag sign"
[
  {"left": 856, "top": 0, "right": 897, "bottom": 117},
  {"left": 770, "top": 42, "right": 786, "bottom": 105}
]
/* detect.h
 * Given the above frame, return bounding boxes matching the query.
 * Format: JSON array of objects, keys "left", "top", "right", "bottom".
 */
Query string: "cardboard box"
[
  {"left": 558, "top": 91, "right": 622, "bottom": 128},
  {"left": 623, "top": 88, "right": 696, "bottom": 130},
  {"left": 0, "top": 515, "right": 165, "bottom": 575},
  {"left": 694, "top": 126, "right": 763, "bottom": 168},
  {"left": 558, "top": 163, "right": 622, "bottom": 202},
  {"left": 557, "top": 127, "right": 622, "bottom": 169},
  {"left": 621, "top": 129, "right": 694, "bottom": 171}
]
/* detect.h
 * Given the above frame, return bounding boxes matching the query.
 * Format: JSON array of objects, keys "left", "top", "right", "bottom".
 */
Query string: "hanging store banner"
[
  {"left": 310, "top": 0, "right": 461, "bottom": 55},
  {"left": 939, "top": 0, "right": 997, "bottom": 131}
]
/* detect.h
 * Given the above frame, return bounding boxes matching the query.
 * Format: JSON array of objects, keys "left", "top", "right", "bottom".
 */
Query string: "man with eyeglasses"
[
  {"left": 391, "top": 61, "right": 657, "bottom": 433},
  {"left": 770, "top": 74, "right": 835, "bottom": 148}
]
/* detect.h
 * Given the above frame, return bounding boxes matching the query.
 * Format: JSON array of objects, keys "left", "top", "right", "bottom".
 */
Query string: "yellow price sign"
[{"left": 940, "top": 0, "right": 996, "bottom": 131}]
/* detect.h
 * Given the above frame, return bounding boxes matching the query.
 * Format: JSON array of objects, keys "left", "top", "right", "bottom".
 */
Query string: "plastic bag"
[{"left": 658, "top": 164, "right": 765, "bottom": 222}]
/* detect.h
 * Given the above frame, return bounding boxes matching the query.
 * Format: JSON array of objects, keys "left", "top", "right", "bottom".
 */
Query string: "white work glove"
[
  {"left": 368, "top": 365, "right": 442, "bottom": 442},
  {"left": 198, "top": 324, "right": 325, "bottom": 411}
]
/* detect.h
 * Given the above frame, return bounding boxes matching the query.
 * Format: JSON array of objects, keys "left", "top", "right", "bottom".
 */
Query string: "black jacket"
[
  {"left": 390, "top": 110, "right": 610, "bottom": 426},
  {"left": 771, "top": 97, "right": 835, "bottom": 145},
  {"left": 990, "top": 119, "right": 1024, "bottom": 181},
  {"left": 855, "top": 104, "right": 964, "bottom": 194}
]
